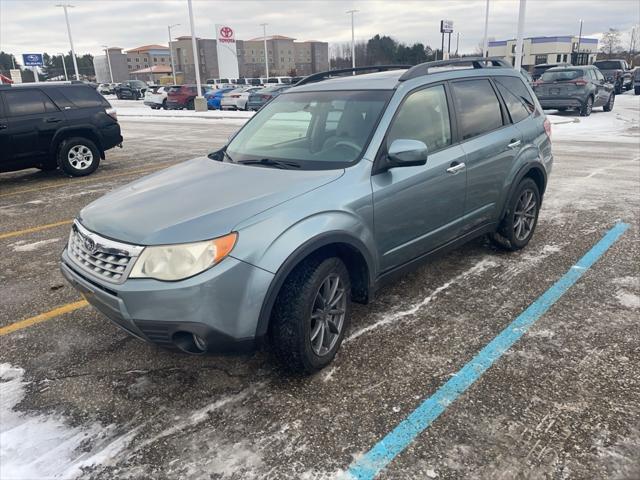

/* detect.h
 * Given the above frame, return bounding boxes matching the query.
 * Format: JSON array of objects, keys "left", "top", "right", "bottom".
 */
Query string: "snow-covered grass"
[{"left": 546, "top": 91, "right": 639, "bottom": 144}]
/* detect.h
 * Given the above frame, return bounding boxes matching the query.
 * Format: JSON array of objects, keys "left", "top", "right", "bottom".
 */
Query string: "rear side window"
[
  {"left": 494, "top": 77, "right": 535, "bottom": 123},
  {"left": 541, "top": 70, "right": 583, "bottom": 82},
  {"left": 59, "top": 86, "right": 109, "bottom": 108},
  {"left": 451, "top": 79, "right": 503, "bottom": 141},
  {"left": 387, "top": 85, "right": 452, "bottom": 152},
  {"left": 4, "top": 89, "right": 58, "bottom": 116}
]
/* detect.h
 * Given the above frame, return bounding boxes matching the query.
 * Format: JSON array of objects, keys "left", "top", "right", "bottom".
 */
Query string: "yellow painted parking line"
[
  {"left": 0, "top": 300, "right": 88, "bottom": 336},
  {"left": 0, "top": 162, "right": 175, "bottom": 198},
  {"left": 0, "top": 219, "right": 73, "bottom": 240}
]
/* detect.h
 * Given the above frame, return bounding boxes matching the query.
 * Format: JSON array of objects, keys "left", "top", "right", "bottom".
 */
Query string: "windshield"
[
  {"left": 541, "top": 70, "right": 583, "bottom": 82},
  {"left": 594, "top": 61, "right": 621, "bottom": 70},
  {"left": 226, "top": 90, "right": 392, "bottom": 169}
]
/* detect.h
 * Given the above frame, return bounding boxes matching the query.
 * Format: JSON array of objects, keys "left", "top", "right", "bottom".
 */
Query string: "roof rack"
[
  {"left": 399, "top": 57, "right": 511, "bottom": 82},
  {"left": 295, "top": 65, "right": 411, "bottom": 86},
  {"left": 0, "top": 80, "right": 86, "bottom": 88}
]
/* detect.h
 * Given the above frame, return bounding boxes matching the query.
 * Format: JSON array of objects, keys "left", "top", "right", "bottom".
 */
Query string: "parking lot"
[{"left": 1, "top": 92, "right": 639, "bottom": 479}]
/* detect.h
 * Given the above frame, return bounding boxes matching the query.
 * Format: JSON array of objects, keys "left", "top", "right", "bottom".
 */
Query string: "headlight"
[{"left": 129, "top": 232, "right": 237, "bottom": 281}]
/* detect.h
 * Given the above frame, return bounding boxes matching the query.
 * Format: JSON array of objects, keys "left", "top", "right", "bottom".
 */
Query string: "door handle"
[
  {"left": 0, "top": 124, "right": 7, "bottom": 130},
  {"left": 507, "top": 139, "right": 522, "bottom": 149},
  {"left": 446, "top": 162, "right": 466, "bottom": 174},
  {"left": 45, "top": 117, "right": 62, "bottom": 123}
]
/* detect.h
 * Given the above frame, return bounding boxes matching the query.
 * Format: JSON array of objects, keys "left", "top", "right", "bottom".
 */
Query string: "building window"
[
  {"left": 563, "top": 54, "right": 568, "bottom": 62},
  {"left": 161, "top": 57, "right": 165, "bottom": 62},
  {"left": 144, "top": 58, "right": 148, "bottom": 63},
  {"left": 511, "top": 44, "right": 516, "bottom": 53},
  {"left": 534, "top": 54, "right": 547, "bottom": 65},
  {"left": 153, "top": 57, "right": 157, "bottom": 62},
  {"left": 127, "top": 58, "right": 131, "bottom": 62},
  {"left": 135, "top": 58, "right": 139, "bottom": 62},
  {"left": 128, "top": 65, "right": 132, "bottom": 70},
  {"left": 556, "top": 54, "right": 562, "bottom": 62}
]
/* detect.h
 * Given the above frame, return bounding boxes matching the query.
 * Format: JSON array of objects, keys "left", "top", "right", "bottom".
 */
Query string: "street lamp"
[
  {"left": 514, "top": 0, "right": 527, "bottom": 70},
  {"left": 58, "top": 52, "right": 68, "bottom": 81},
  {"left": 186, "top": 0, "right": 206, "bottom": 111},
  {"left": 260, "top": 23, "right": 269, "bottom": 80},
  {"left": 346, "top": 10, "right": 358, "bottom": 71},
  {"left": 482, "top": 0, "right": 490, "bottom": 58},
  {"left": 102, "top": 45, "right": 114, "bottom": 83},
  {"left": 56, "top": 4, "right": 80, "bottom": 80},
  {"left": 576, "top": 19, "right": 583, "bottom": 65},
  {"left": 168, "top": 23, "right": 180, "bottom": 84}
]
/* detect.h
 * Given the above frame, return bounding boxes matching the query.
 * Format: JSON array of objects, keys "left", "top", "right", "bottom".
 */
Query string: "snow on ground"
[{"left": 546, "top": 91, "right": 639, "bottom": 144}]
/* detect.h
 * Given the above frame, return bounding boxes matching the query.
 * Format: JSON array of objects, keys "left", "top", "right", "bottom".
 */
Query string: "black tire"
[
  {"left": 556, "top": 107, "right": 567, "bottom": 112},
  {"left": 269, "top": 256, "right": 351, "bottom": 374},
  {"left": 614, "top": 84, "right": 622, "bottom": 95},
  {"left": 579, "top": 96, "right": 593, "bottom": 117},
  {"left": 635, "top": 86, "right": 640, "bottom": 95},
  {"left": 57, "top": 137, "right": 100, "bottom": 177},
  {"left": 162, "top": 99, "right": 168, "bottom": 110},
  {"left": 490, "top": 178, "right": 541, "bottom": 251},
  {"left": 603, "top": 93, "right": 615, "bottom": 112},
  {"left": 187, "top": 99, "right": 195, "bottom": 110},
  {"left": 116, "top": 93, "right": 121, "bottom": 99}
]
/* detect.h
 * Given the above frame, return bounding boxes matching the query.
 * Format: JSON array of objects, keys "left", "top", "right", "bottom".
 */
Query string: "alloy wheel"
[
  {"left": 513, "top": 189, "right": 537, "bottom": 242},
  {"left": 68, "top": 145, "right": 94, "bottom": 170},
  {"left": 309, "top": 273, "right": 346, "bottom": 357}
]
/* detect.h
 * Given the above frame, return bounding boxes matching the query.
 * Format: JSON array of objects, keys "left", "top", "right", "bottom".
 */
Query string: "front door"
[{"left": 372, "top": 84, "right": 467, "bottom": 272}]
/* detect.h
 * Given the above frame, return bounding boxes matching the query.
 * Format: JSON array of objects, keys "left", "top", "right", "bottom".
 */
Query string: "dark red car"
[{"left": 166, "top": 85, "right": 211, "bottom": 110}]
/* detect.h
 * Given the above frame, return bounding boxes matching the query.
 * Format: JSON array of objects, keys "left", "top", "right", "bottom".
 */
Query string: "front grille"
[{"left": 67, "top": 221, "right": 144, "bottom": 285}]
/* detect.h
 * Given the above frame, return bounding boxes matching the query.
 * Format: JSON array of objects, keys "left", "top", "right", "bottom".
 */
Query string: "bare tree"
[{"left": 600, "top": 28, "right": 622, "bottom": 57}]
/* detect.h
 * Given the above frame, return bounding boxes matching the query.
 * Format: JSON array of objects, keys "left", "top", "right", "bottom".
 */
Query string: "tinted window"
[
  {"left": 388, "top": 85, "right": 451, "bottom": 152},
  {"left": 451, "top": 79, "right": 503, "bottom": 140},
  {"left": 4, "top": 89, "right": 58, "bottom": 116},
  {"left": 593, "top": 61, "right": 621, "bottom": 70},
  {"left": 541, "top": 69, "right": 583, "bottom": 82},
  {"left": 59, "top": 86, "right": 109, "bottom": 108},
  {"left": 494, "top": 77, "right": 535, "bottom": 123}
]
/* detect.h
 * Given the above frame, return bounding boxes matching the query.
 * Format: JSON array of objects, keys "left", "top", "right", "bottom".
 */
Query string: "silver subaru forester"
[{"left": 61, "top": 58, "right": 553, "bottom": 374}]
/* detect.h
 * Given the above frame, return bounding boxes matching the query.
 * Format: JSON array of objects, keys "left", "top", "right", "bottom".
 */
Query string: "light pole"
[
  {"left": 56, "top": 4, "right": 80, "bottom": 80},
  {"left": 168, "top": 23, "right": 180, "bottom": 84},
  {"left": 347, "top": 10, "right": 358, "bottom": 71},
  {"left": 186, "top": 0, "right": 206, "bottom": 111},
  {"left": 576, "top": 19, "right": 583, "bottom": 65},
  {"left": 482, "top": 0, "right": 490, "bottom": 58},
  {"left": 260, "top": 23, "right": 269, "bottom": 80},
  {"left": 514, "top": 0, "right": 527, "bottom": 70},
  {"left": 102, "top": 45, "right": 114, "bottom": 83},
  {"left": 58, "top": 52, "right": 68, "bottom": 80}
]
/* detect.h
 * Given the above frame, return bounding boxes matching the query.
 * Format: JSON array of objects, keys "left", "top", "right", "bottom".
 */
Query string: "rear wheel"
[
  {"left": 603, "top": 93, "right": 615, "bottom": 112},
  {"left": 57, "top": 137, "right": 100, "bottom": 177},
  {"left": 556, "top": 107, "right": 567, "bottom": 112},
  {"left": 490, "top": 178, "right": 540, "bottom": 251},
  {"left": 187, "top": 99, "right": 195, "bottom": 110},
  {"left": 579, "top": 96, "right": 593, "bottom": 117},
  {"left": 269, "top": 256, "right": 351, "bottom": 374},
  {"left": 162, "top": 99, "right": 168, "bottom": 110},
  {"left": 635, "top": 86, "right": 640, "bottom": 95}
]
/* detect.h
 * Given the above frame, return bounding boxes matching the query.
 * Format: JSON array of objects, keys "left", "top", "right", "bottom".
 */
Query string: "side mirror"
[{"left": 387, "top": 139, "right": 428, "bottom": 168}]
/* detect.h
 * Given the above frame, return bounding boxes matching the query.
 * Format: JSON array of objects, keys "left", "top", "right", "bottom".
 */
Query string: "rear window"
[
  {"left": 59, "top": 86, "right": 109, "bottom": 108},
  {"left": 593, "top": 61, "right": 622, "bottom": 70},
  {"left": 3, "top": 89, "right": 59, "bottom": 116},
  {"left": 541, "top": 70, "right": 583, "bottom": 82},
  {"left": 451, "top": 79, "right": 504, "bottom": 141},
  {"left": 494, "top": 76, "right": 535, "bottom": 123}
]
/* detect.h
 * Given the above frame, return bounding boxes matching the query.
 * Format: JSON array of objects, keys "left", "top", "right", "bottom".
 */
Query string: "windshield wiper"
[{"left": 238, "top": 158, "right": 301, "bottom": 169}]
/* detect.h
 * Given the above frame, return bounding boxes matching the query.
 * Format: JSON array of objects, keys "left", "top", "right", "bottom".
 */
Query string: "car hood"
[{"left": 79, "top": 157, "right": 343, "bottom": 245}]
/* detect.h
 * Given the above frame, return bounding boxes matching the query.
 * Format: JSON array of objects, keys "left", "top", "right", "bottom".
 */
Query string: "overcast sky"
[{"left": 1, "top": 0, "right": 638, "bottom": 58}]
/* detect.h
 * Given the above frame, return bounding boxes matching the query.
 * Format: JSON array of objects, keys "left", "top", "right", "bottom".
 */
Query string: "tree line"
[{"left": 0, "top": 51, "right": 95, "bottom": 81}]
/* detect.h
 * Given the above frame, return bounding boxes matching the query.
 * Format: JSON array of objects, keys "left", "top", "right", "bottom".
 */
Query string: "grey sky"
[{"left": 1, "top": 0, "right": 638, "bottom": 58}]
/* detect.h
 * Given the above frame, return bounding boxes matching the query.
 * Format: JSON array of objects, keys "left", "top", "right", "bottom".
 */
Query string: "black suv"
[
  {"left": 114, "top": 80, "right": 147, "bottom": 100},
  {"left": 0, "top": 82, "right": 122, "bottom": 176}
]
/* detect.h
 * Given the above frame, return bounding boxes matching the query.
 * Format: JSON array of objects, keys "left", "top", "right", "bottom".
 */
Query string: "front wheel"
[
  {"left": 490, "top": 178, "right": 540, "bottom": 251},
  {"left": 57, "top": 137, "right": 100, "bottom": 177},
  {"left": 603, "top": 93, "right": 615, "bottom": 112},
  {"left": 269, "top": 257, "right": 351, "bottom": 374}
]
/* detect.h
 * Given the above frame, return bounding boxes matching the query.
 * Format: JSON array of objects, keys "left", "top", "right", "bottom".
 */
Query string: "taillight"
[
  {"left": 570, "top": 79, "right": 588, "bottom": 86},
  {"left": 543, "top": 118, "right": 551, "bottom": 140},
  {"left": 106, "top": 107, "right": 117, "bottom": 122}
]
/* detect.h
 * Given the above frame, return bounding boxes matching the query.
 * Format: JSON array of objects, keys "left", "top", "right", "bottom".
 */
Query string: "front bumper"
[{"left": 60, "top": 249, "right": 274, "bottom": 353}]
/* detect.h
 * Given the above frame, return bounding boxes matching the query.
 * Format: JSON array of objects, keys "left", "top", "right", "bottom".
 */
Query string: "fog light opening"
[{"left": 172, "top": 331, "right": 207, "bottom": 354}]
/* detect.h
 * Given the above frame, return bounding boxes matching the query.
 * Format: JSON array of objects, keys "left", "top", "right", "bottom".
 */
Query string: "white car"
[
  {"left": 220, "top": 87, "right": 262, "bottom": 110},
  {"left": 144, "top": 86, "right": 173, "bottom": 110}
]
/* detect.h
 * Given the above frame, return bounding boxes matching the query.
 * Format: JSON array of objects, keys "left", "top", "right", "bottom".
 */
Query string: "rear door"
[
  {"left": 451, "top": 78, "right": 521, "bottom": 232},
  {"left": 2, "top": 88, "right": 66, "bottom": 164},
  {"left": 0, "top": 93, "right": 11, "bottom": 165}
]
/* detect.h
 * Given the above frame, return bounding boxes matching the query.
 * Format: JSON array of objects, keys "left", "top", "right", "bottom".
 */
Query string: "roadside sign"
[
  {"left": 440, "top": 19, "right": 454, "bottom": 33},
  {"left": 22, "top": 53, "right": 43, "bottom": 67},
  {"left": 10, "top": 69, "right": 22, "bottom": 84}
]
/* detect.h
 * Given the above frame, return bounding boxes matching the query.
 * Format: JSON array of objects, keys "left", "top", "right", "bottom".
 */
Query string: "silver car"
[
  {"left": 220, "top": 86, "right": 262, "bottom": 110},
  {"left": 61, "top": 59, "right": 553, "bottom": 374}
]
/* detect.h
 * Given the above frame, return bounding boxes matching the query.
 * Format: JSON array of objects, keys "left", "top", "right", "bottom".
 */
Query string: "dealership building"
[{"left": 487, "top": 35, "right": 598, "bottom": 69}]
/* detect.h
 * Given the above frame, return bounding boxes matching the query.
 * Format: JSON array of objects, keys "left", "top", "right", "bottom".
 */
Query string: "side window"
[
  {"left": 451, "top": 79, "right": 503, "bottom": 140},
  {"left": 4, "top": 89, "right": 58, "bottom": 116},
  {"left": 59, "top": 86, "right": 109, "bottom": 108},
  {"left": 595, "top": 69, "right": 605, "bottom": 81},
  {"left": 494, "top": 77, "right": 536, "bottom": 123},
  {"left": 387, "top": 85, "right": 451, "bottom": 152}
]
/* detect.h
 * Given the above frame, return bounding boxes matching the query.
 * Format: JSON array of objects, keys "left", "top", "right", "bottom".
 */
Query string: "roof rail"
[
  {"left": 0, "top": 80, "right": 87, "bottom": 88},
  {"left": 295, "top": 65, "right": 411, "bottom": 86},
  {"left": 399, "top": 57, "right": 511, "bottom": 82}
]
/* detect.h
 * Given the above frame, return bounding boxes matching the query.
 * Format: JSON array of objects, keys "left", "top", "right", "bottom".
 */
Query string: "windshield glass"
[
  {"left": 594, "top": 61, "right": 621, "bottom": 70},
  {"left": 541, "top": 70, "right": 583, "bottom": 82},
  {"left": 226, "top": 90, "right": 392, "bottom": 168}
]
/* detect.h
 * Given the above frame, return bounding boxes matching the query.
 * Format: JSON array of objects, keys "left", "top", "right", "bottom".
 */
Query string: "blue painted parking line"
[{"left": 347, "top": 222, "right": 630, "bottom": 480}]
